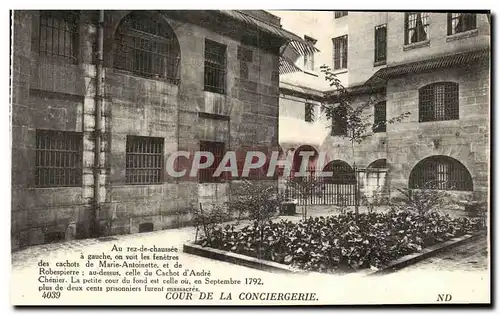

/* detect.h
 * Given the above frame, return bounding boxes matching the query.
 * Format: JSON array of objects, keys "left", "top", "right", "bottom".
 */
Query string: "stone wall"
[{"left": 11, "top": 10, "right": 281, "bottom": 250}]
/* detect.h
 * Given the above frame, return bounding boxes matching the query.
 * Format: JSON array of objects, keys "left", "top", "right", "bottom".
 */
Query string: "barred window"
[
  {"left": 405, "top": 12, "right": 430, "bottom": 45},
  {"left": 303, "top": 35, "right": 317, "bottom": 71},
  {"left": 114, "top": 12, "right": 180, "bottom": 84},
  {"left": 448, "top": 13, "right": 477, "bottom": 35},
  {"left": 335, "top": 11, "right": 348, "bottom": 18},
  {"left": 331, "top": 105, "right": 348, "bottom": 136},
  {"left": 332, "top": 35, "right": 348, "bottom": 70},
  {"left": 374, "top": 24, "right": 387, "bottom": 64},
  {"left": 35, "top": 130, "right": 82, "bottom": 187},
  {"left": 419, "top": 82, "right": 459, "bottom": 122},
  {"left": 409, "top": 156, "right": 473, "bottom": 191},
  {"left": 199, "top": 141, "right": 225, "bottom": 183},
  {"left": 373, "top": 101, "right": 386, "bottom": 133},
  {"left": 204, "top": 39, "right": 227, "bottom": 94},
  {"left": 126, "top": 136, "right": 164, "bottom": 185},
  {"left": 305, "top": 103, "right": 314, "bottom": 123},
  {"left": 323, "top": 160, "right": 356, "bottom": 184},
  {"left": 39, "top": 10, "right": 79, "bottom": 63}
]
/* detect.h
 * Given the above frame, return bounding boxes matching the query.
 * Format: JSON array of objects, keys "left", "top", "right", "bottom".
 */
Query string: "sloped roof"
[{"left": 366, "top": 48, "right": 490, "bottom": 85}]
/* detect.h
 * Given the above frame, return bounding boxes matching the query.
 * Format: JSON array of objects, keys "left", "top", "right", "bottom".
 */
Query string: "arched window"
[
  {"left": 409, "top": 156, "right": 473, "bottom": 191},
  {"left": 419, "top": 82, "right": 459, "bottom": 122},
  {"left": 114, "top": 12, "right": 180, "bottom": 84},
  {"left": 323, "top": 160, "right": 356, "bottom": 184},
  {"left": 368, "top": 159, "right": 387, "bottom": 169}
]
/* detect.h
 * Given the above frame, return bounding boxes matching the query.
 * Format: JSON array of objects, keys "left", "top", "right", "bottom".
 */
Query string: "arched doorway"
[
  {"left": 291, "top": 145, "right": 319, "bottom": 179},
  {"left": 362, "top": 159, "right": 388, "bottom": 202},
  {"left": 409, "top": 156, "right": 473, "bottom": 191},
  {"left": 322, "top": 160, "right": 357, "bottom": 206}
]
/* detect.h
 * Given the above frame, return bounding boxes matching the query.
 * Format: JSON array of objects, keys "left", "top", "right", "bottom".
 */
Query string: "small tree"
[
  {"left": 390, "top": 181, "right": 451, "bottom": 215},
  {"left": 227, "top": 179, "right": 284, "bottom": 224},
  {"left": 319, "top": 65, "right": 411, "bottom": 218},
  {"left": 192, "top": 202, "right": 230, "bottom": 246},
  {"left": 285, "top": 175, "right": 322, "bottom": 220}
]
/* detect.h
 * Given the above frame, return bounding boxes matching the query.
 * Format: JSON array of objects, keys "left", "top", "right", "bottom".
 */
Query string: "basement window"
[
  {"left": 35, "top": 130, "right": 83, "bottom": 187},
  {"left": 126, "top": 136, "right": 164, "bottom": 185}
]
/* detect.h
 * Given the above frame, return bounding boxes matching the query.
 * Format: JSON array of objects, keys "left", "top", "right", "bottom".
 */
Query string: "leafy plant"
[
  {"left": 391, "top": 181, "right": 451, "bottom": 215},
  {"left": 201, "top": 210, "right": 482, "bottom": 273},
  {"left": 192, "top": 202, "right": 231, "bottom": 246},
  {"left": 227, "top": 180, "right": 284, "bottom": 223}
]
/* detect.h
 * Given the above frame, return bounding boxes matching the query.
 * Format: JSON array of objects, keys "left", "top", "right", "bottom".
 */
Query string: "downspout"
[{"left": 93, "top": 10, "right": 104, "bottom": 237}]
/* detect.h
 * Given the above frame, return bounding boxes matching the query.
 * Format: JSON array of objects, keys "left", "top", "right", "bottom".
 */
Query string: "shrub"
[{"left": 198, "top": 209, "right": 482, "bottom": 273}]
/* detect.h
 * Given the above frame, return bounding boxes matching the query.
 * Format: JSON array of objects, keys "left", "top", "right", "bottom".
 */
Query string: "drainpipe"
[{"left": 93, "top": 10, "right": 104, "bottom": 237}]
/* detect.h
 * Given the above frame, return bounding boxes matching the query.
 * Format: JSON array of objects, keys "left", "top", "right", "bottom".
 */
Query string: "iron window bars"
[
  {"left": 125, "top": 136, "right": 164, "bottom": 185},
  {"left": 419, "top": 82, "right": 459, "bottom": 122},
  {"left": 374, "top": 24, "right": 387, "bottom": 64},
  {"left": 332, "top": 35, "right": 348, "bottom": 70},
  {"left": 204, "top": 39, "right": 227, "bottom": 94},
  {"left": 448, "top": 13, "right": 477, "bottom": 35},
  {"left": 405, "top": 12, "right": 430, "bottom": 45},
  {"left": 373, "top": 101, "right": 387, "bottom": 133},
  {"left": 35, "top": 130, "right": 82, "bottom": 187},
  {"left": 199, "top": 141, "right": 226, "bottom": 183},
  {"left": 409, "top": 156, "right": 473, "bottom": 191},
  {"left": 114, "top": 12, "right": 180, "bottom": 84},
  {"left": 39, "top": 10, "right": 79, "bottom": 63}
]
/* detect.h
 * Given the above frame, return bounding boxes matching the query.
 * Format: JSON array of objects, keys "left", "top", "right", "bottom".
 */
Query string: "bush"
[{"left": 198, "top": 209, "right": 482, "bottom": 273}]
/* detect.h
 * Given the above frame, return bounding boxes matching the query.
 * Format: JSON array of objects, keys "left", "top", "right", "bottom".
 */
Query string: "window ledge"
[
  {"left": 373, "top": 60, "right": 386, "bottom": 67},
  {"left": 403, "top": 40, "right": 430, "bottom": 51},
  {"left": 446, "top": 29, "right": 479, "bottom": 42},
  {"left": 332, "top": 69, "right": 348, "bottom": 75},
  {"left": 303, "top": 70, "right": 319, "bottom": 77}
]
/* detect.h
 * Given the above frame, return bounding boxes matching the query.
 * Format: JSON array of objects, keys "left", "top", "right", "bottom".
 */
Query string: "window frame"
[
  {"left": 404, "top": 12, "right": 430, "bottom": 45},
  {"left": 418, "top": 82, "right": 459, "bottom": 122},
  {"left": 199, "top": 140, "right": 226, "bottom": 183},
  {"left": 409, "top": 156, "right": 473, "bottom": 191},
  {"left": 303, "top": 35, "right": 317, "bottom": 71},
  {"left": 125, "top": 135, "right": 164, "bottom": 185},
  {"left": 38, "top": 10, "right": 79, "bottom": 63},
  {"left": 374, "top": 24, "right": 387, "bottom": 64},
  {"left": 305, "top": 103, "right": 314, "bottom": 123},
  {"left": 447, "top": 13, "right": 477, "bottom": 35},
  {"left": 35, "top": 129, "right": 83, "bottom": 188},
  {"left": 332, "top": 35, "right": 348, "bottom": 71},
  {"left": 204, "top": 39, "right": 227, "bottom": 95},
  {"left": 114, "top": 12, "right": 181, "bottom": 84},
  {"left": 373, "top": 101, "right": 387, "bottom": 133},
  {"left": 331, "top": 105, "right": 348, "bottom": 136}
]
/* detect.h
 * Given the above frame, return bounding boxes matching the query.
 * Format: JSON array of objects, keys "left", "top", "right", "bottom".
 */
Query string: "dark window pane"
[
  {"left": 125, "top": 136, "right": 164, "bottom": 184},
  {"left": 35, "top": 130, "right": 82, "bottom": 187}
]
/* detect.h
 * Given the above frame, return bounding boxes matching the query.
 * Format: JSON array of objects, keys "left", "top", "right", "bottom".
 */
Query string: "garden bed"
[{"left": 192, "top": 210, "right": 483, "bottom": 274}]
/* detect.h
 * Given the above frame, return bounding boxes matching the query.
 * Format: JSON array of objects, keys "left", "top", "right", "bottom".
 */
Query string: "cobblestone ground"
[{"left": 399, "top": 235, "right": 489, "bottom": 272}]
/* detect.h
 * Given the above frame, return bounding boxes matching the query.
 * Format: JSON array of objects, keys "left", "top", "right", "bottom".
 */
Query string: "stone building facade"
[
  {"left": 11, "top": 10, "right": 310, "bottom": 249},
  {"left": 272, "top": 11, "right": 490, "bottom": 206}
]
